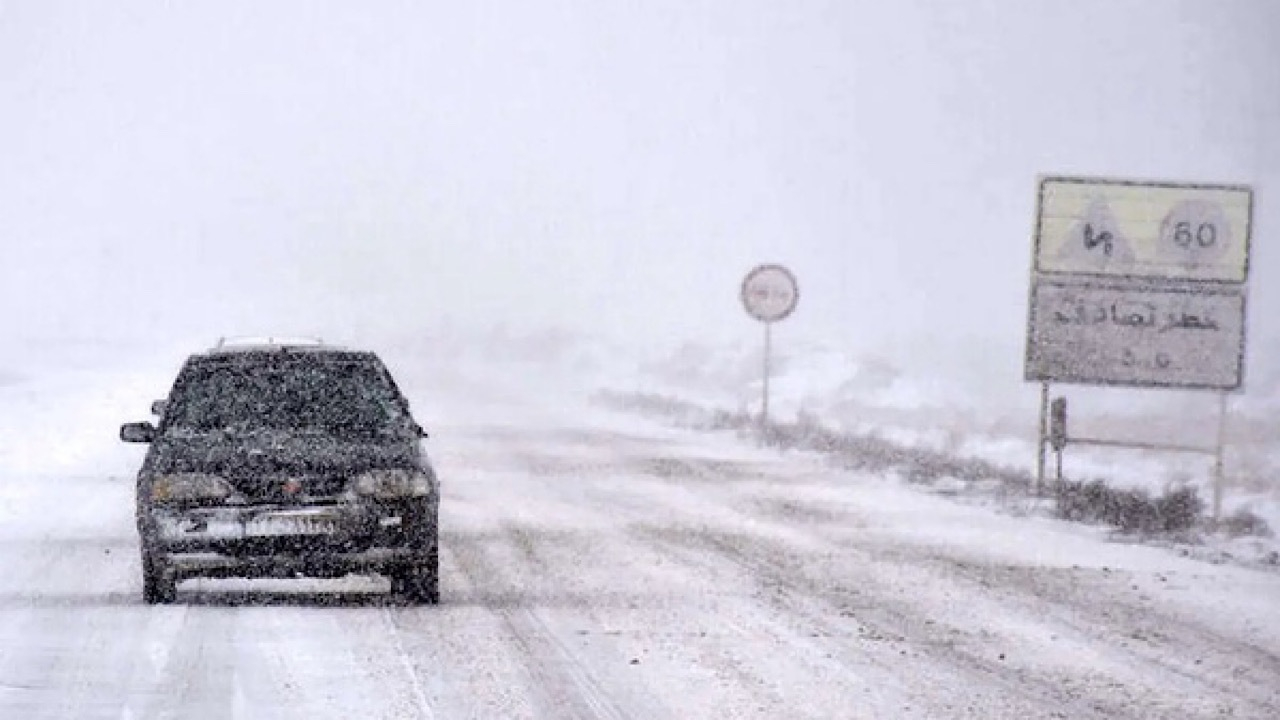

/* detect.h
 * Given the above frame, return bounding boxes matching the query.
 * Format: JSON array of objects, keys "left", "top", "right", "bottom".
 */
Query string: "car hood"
[{"left": 149, "top": 428, "right": 421, "bottom": 480}]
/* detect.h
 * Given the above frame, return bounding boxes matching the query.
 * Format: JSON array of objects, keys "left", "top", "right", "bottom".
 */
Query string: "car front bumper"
[
  {"left": 164, "top": 547, "right": 425, "bottom": 581},
  {"left": 146, "top": 502, "right": 434, "bottom": 580}
]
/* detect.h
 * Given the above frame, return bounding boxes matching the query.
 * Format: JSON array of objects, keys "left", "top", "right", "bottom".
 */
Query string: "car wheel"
[
  {"left": 401, "top": 501, "right": 437, "bottom": 549},
  {"left": 141, "top": 547, "right": 176, "bottom": 605},
  {"left": 392, "top": 548, "right": 439, "bottom": 605},
  {"left": 392, "top": 501, "right": 438, "bottom": 604}
]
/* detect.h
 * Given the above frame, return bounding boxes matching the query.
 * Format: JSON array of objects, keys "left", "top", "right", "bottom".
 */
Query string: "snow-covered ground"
[{"left": 1, "top": 335, "right": 1277, "bottom": 718}]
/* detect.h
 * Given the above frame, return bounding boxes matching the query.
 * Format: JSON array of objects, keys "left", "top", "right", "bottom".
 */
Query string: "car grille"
[{"left": 222, "top": 472, "right": 350, "bottom": 503}]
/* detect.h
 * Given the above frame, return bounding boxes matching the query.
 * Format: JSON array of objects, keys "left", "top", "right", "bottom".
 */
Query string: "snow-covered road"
[{"left": 1, "top": 357, "right": 1277, "bottom": 719}]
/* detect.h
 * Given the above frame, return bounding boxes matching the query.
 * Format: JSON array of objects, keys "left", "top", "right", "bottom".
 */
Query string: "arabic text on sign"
[{"left": 1052, "top": 301, "right": 1219, "bottom": 333}]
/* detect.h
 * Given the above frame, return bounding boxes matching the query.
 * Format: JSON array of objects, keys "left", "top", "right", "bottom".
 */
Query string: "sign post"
[
  {"left": 1213, "top": 391, "right": 1229, "bottom": 520},
  {"left": 1035, "top": 382, "right": 1049, "bottom": 493},
  {"left": 741, "top": 264, "right": 799, "bottom": 440},
  {"left": 762, "top": 320, "right": 772, "bottom": 430},
  {"left": 1025, "top": 175, "right": 1253, "bottom": 509}
]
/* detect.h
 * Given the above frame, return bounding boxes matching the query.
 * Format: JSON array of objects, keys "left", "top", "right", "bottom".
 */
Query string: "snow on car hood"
[{"left": 147, "top": 427, "right": 421, "bottom": 479}]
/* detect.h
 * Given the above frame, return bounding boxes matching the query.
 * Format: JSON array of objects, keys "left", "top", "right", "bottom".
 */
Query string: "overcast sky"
[{"left": 2, "top": 1, "right": 1277, "bottom": 368}]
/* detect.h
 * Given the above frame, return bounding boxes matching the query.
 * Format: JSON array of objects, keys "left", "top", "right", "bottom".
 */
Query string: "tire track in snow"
[
  {"left": 631, "top": 523, "right": 1129, "bottom": 720},
  {"left": 501, "top": 607, "right": 632, "bottom": 720},
  {"left": 864, "top": 547, "right": 1280, "bottom": 716},
  {"left": 130, "top": 606, "right": 237, "bottom": 720},
  {"left": 445, "top": 527, "right": 639, "bottom": 720},
  {"left": 377, "top": 608, "right": 436, "bottom": 720}
]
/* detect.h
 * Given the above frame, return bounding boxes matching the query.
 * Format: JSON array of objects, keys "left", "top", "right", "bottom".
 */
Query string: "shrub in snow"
[
  {"left": 1154, "top": 486, "right": 1204, "bottom": 533},
  {"left": 1216, "top": 507, "right": 1274, "bottom": 538},
  {"left": 1055, "top": 480, "right": 1110, "bottom": 523},
  {"left": 1055, "top": 479, "right": 1204, "bottom": 535}
]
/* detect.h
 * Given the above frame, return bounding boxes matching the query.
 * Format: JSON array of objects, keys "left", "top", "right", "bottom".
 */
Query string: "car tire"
[
  {"left": 392, "top": 548, "right": 439, "bottom": 604},
  {"left": 392, "top": 500, "right": 439, "bottom": 604},
  {"left": 141, "top": 547, "right": 176, "bottom": 605}
]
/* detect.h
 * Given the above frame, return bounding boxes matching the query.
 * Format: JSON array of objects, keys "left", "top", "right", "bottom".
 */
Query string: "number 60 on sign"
[{"left": 1034, "top": 177, "right": 1252, "bottom": 283}]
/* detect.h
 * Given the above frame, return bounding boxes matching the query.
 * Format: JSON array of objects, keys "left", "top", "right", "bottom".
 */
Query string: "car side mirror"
[
  {"left": 120, "top": 421, "right": 156, "bottom": 443},
  {"left": 150, "top": 399, "right": 168, "bottom": 417}
]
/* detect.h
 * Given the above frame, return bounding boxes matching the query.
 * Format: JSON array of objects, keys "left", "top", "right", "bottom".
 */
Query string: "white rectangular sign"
[
  {"left": 1025, "top": 279, "right": 1245, "bottom": 390},
  {"left": 1035, "top": 177, "right": 1252, "bottom": 283}
]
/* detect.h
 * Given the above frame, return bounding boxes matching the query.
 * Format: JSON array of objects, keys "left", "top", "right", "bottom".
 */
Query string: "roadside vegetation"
[{"left": 594, "top": 390, "right": 1273, "bottom": 542}]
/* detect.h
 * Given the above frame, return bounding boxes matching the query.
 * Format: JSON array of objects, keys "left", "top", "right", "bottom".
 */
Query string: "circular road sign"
[{"left": 741, "top": 264, "right": 799, "bottom": 323}]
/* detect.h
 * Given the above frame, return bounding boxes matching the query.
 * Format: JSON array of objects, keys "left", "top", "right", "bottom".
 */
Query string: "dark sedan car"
[{"left": 120, "top": 338, "right": 440, "bottom": 604}]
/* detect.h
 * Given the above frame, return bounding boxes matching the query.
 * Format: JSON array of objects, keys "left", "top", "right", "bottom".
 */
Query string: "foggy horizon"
[{"left": 3, "top": 1, "right": 1277, "bottom": 376}]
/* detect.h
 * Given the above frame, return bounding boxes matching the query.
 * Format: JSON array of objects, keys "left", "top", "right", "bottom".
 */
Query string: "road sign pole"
[
  {"left": 761, "top": 321, "right": 772, "bottom": 441},
  {"left": 1213, "top": 391, "right": 1229, "bottom": 521},
  {"left": 1035, "top": 381, "right": 1049, "bottom": 495}
]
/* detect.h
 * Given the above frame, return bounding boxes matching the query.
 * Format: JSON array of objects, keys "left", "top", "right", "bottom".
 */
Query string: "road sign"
[
  {"left": 1026, "top": 174, "right": 1253, "bottom": 495},
  {"left": 741, "top": 264, "right": 799, "bottom": 323},
  {"left": 1035, "top": 176, "right": 1252, "bottom": 283},
  {"left": 1025, "top": 278, "right": 1245, "bottom": 390},
  {"left": 741, "top": 264, "right": 799, "bottom": 438}
]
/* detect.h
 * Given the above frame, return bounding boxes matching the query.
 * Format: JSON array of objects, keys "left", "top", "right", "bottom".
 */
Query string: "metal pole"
[
  {"left": 761, "top": 321, "right": 772, "bottom": 442},
  {"left": 1212, "top": 391, "right": 1228, "bottom": 521},
  {"left": 1035, "top": 382, "right": 1049, "bottom": 495},
  {"left": 1067, "top": 437, "right": 1218, "bottom": 455}
]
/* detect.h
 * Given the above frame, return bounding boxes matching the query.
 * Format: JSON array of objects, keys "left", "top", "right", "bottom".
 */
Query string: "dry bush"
[
  {"left": 1215, "top": 507, "right": 1274, "bottom": 538},
  {"left": 1055, "top": 479, "right": 1204, "bottom": 535}
]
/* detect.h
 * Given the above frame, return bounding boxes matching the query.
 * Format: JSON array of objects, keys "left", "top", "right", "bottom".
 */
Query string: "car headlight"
[
  {"left": 151, "top": 473, "right": 236, "bottom": 503},
  {"left": 351, "top": 468, "right": 433, "bottom": 499}
]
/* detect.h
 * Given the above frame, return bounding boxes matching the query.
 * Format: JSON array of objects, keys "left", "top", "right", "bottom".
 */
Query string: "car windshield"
[{"left": 163, "top": 358, "right": 406, "bottom": 435}]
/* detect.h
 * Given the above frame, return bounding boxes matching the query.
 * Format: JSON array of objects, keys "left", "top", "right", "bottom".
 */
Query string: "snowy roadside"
[
  {"left": 398, "top": 326, "right": 1279, "bottom": 487},
  {"left": 370, "top": 326, "right": 1279, "bottom": 572},
  {"left": 587, "top": 389, "right": 1280, "bottom": 572}
]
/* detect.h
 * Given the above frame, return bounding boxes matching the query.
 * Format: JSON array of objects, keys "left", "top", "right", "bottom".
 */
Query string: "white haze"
[{"left": 2, "top": 1, "right": 1278, "bottom": 380}]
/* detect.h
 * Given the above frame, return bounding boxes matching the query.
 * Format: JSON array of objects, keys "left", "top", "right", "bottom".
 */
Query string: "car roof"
[
  {"left": 212, "top": 335, "right": 328, "bottom": 349},
  {"left": 163, "top": 338, "right": 411, "bottom": 418},
  {"left": 190, "top": 337, "right": 371, "bottom": 361}
]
